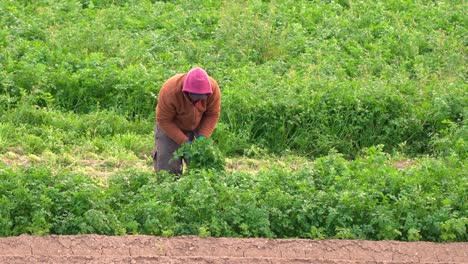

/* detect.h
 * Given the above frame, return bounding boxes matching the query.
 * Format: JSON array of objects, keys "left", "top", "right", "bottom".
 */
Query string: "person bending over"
[{"left": 153, "top": 67, "right": 221, "bottom": 175}]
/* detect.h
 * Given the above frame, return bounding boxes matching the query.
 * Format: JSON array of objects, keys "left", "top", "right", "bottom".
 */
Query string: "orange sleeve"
[
  {"left": 198, "top": 78, "right": 221, "bottom": 137},
  {"left": 156, "top": 80, "right": 190, "bottom": 145}
]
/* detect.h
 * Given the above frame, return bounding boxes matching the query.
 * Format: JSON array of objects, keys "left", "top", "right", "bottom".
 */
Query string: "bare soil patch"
[{"left": 0, "top": 235, "right": 466, "bottom": 263}]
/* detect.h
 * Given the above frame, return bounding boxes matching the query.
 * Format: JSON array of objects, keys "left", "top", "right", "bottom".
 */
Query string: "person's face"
[{"left": 188, "top": 92, "right": 209, "bottom": 101}]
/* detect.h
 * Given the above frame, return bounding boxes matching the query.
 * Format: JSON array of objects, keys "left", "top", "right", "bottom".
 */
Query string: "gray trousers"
[{"left": 153, "top": 125, "right": 197, "bottom": 175}]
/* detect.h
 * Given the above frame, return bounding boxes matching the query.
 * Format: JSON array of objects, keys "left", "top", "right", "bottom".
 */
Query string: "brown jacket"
[{"left": 156, "top": 73, "right": 221, "bottom": 145}]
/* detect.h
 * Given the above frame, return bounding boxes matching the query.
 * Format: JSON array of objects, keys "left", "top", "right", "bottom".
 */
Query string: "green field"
[{"left": 0, "top": 0, "right": 466, "bottom": 241}]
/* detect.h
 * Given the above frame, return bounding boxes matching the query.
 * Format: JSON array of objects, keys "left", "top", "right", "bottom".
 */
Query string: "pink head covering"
[{"left": 182, "top": 67, "right": 212, "bottom": 94}]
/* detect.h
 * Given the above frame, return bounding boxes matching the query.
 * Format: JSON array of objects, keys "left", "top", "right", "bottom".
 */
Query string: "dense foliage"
[
  {"left": 0, "top": 0, "right": 465, "bottom": 156},
  {"left": 0, "top": 0, "right": 466, "bottom": 241},
  {"left": 0, "top": 147, "right": 466, "bottom": 241}
]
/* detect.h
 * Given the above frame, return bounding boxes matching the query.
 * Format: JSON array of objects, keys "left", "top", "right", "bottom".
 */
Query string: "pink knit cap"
[{"left": 182, "top": 67, "right": 212, "bottom": 94}]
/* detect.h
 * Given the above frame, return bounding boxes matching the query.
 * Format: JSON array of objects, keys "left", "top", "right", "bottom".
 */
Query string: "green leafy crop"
[
  {"left": 1, "top": 148, "right": 466, "bottom": 242},
  {"left": 0, "top": 0, "right": 466, "bottom": 242},
  {"left": 173, "top": 137, "right": 225, "bottom": 172}
]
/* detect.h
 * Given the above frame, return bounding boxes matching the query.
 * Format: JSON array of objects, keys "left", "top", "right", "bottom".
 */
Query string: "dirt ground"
[{"left": 0, "top": 235, "right": 466, "bottom": 264}]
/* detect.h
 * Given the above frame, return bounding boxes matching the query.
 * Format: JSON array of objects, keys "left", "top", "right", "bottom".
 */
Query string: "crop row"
[{"left": 1, "top": 146, "right": 466, "bottom": 241}]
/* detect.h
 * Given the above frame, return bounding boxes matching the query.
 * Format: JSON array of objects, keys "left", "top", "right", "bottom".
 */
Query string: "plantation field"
[{"left": 0, "top": 0, "right": 466, "bottom": 245}]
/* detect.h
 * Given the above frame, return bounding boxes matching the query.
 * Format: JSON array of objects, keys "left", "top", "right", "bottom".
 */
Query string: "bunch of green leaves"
[{"left": 173, "top": 137, "right": 225, "bottom": 172}]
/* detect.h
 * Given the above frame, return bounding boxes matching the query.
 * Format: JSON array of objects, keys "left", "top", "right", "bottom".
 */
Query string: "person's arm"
[
  {"left": 156, "top": 83, "right": 190, "bottom": 146},
  {"left": 198, "top": 79, "right": 221, "bottom": 137}
]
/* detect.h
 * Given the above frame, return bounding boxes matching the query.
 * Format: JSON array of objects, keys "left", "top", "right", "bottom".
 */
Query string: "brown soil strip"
[{"left": 0, "top": 235, "right": 466, "bottom": 263}]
